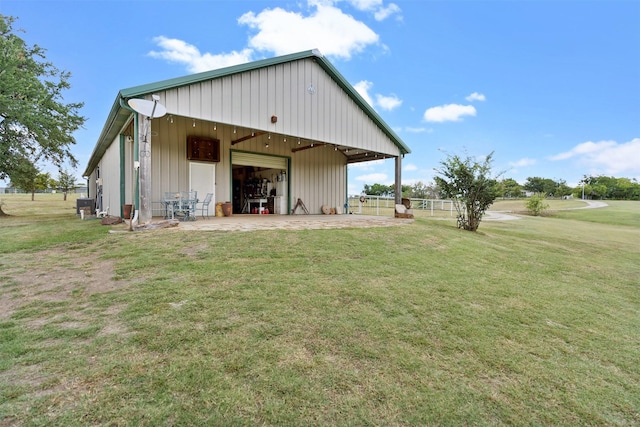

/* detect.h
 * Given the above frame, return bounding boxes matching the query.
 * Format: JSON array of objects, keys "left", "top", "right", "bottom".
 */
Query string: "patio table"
[{"left": 162, "top": 191, "right": 198, "bottom": 221}]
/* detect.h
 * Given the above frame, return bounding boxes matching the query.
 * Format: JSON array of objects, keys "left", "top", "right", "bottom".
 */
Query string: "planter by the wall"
[
  {"left": 222, "top": 202, "right": 233, "bottom": 216},
  {"left": 123, "top": 204, "right": 133, "bottom": 219}
]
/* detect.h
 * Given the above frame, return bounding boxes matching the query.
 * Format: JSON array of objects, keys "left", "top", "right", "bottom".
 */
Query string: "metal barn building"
[{"left": 83, "top": 49, "right": 410, "bottom": 223}]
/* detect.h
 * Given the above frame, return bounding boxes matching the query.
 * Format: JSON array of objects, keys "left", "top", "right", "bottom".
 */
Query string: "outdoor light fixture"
[
  {"left": 265, "top": 142, "right": 269, "bottom": 148},
  {"left": 192, "top": 119, "right": 196, "bottom": 127},
  {"left": 284, "top": 137, "right": 287, "bottom": 142},
  {"left": 335, "top": 145, "right": 338, "bottom": 151},
  {"left": 213, "top": 123, "right": 217, "bottom": 130},
  {"left": 297, "top": 138, "right": 301, "bottom": 145},
  {"left": 233, "top": 127, "right": 236, "bottom": 134},
  {"left": 167, "top": 115, "right": 173, "bottom": 123},
  {"left": 268, "top": 133, "right": 271, "bottom": 139}
]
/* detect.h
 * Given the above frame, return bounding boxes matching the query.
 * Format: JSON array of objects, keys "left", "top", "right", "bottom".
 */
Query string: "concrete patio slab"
[{"left": 171, "top": 214, "right": 413, "bottom": 232}]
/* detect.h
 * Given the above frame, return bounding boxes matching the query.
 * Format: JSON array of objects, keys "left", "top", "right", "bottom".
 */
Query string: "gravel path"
[{"left": 484, "top": 199, "right": 608, "bottom": 221}]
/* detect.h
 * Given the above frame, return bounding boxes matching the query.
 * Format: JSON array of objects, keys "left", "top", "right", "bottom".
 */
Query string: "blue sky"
[{"left": 2, "top": 0, "right": 639, "bottom": 193}]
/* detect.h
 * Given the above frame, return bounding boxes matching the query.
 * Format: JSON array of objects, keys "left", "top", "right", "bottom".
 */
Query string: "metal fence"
[{"left": 347, "top": 195, "right": 457, "bottom": 217}]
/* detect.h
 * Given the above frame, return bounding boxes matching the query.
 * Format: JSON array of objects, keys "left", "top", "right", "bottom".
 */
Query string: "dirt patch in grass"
[{"left": 0, "top": 253, "right": 128, "bottom": 321}]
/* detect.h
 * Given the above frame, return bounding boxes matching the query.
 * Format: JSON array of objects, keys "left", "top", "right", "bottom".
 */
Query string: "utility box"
[{"left": 76, "top": 198, "right": 95, "bottom": 215}]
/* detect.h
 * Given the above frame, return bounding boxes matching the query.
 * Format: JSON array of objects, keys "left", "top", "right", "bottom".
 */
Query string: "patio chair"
[
  {"left": 178, "top": 191, "right": 197, "bottom": 221},
  {"left": 199, "top": 192, "right": 214, "bottom": 218}
]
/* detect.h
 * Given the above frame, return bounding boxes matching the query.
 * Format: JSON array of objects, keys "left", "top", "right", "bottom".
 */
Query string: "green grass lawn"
[{"left": 1, "top": 195, "right": 639, "bottom": 425}]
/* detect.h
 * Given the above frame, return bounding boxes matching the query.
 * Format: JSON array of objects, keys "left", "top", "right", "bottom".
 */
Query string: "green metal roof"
[{"left": 84, "top": 49, "right": 410, "bottom": 176}]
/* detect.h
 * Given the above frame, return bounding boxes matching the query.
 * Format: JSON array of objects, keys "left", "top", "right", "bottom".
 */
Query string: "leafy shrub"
[{"left": 526, "top": 193, "right": 550, "bottom": 216}]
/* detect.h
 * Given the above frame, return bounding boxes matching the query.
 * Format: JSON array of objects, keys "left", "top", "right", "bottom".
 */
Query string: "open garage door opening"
[{"left": 231, "top": 151, "right": 289, "bottom": 215}]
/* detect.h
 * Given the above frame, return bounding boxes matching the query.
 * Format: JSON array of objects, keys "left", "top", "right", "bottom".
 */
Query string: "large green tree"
[
  {"left": 577, "top": 175, "right": 640, "bottom": 200},
  {"left": 434, "top": 152, "right": 501, "bottom": 231},
  {"left": 0, "top": 15, "right": 85, "bottom": 181}
]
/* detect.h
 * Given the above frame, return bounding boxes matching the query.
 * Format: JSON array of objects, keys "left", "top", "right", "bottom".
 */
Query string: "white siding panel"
[
  {"left": 231, "top": 74, "right": 242, "bottom": 123},
  {"left": 200, "top": 81, "right": 212, "bottom": 118},
  {"left": 242, "top": 71, "right": 253, "bottom": 126},
  {"left": 211, "top": 79, "right": 223, "bottom": 121},
  {"left": 177, "top": 86, "right": 190, "bottom": 117},
  {"left": 221, "top": 77, "right": 232, "bottom": 123},
  {"left": 161, "top": 57, "right": 400, "bottom": 156},
  {"left": 190, "top": 83, "right": 202, "bottom": 119},
  {"left": 290, "top": 146, "right": 347, "bottom": 214},
  {"left": 262, "top": 67, "right": 271, "bottom": 128},
  {"left": 99, "top": 135, "right": 121, "bottom": 214}
]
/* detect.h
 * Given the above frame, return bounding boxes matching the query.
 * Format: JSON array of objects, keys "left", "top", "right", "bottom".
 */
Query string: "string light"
[
  {"left": 213, "top": 123, "right": 217, "bottom": 130},
  {"left": 192, "top": 119, "right": 196, "bottom": 127}
]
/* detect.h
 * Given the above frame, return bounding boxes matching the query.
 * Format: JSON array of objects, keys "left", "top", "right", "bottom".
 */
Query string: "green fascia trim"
[
  {"left": 82, "top": 94, "right": 133, "bottom": 177},
  {"left": 84, "top": 49, "right": 410, "bottom": 177}
]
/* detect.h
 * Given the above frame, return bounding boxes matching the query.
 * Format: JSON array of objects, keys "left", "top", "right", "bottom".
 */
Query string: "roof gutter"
[{"left": 82, "top": 92, "right": 135, "bottom": 177}]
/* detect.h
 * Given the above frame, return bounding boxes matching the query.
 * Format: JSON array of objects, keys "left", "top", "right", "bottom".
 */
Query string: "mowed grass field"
[{"left": 1, "top": 194, "right": 638, "bottom": 425}]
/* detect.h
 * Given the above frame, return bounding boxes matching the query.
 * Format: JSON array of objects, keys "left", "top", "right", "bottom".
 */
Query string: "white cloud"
[
  {"left": 149, "top": 37, "right": 253, "bottom": 73},
  {"left": 404, "top": 163, "right": 418, "bottom": 171},
  {"left": 354, "top": 80, "right": 402, "bottom": 111},
  {"left": 465, "top": 92, "right": 486, "bottom": 102},
  {"left": 374, "top": 3, "right": 401, "bottom": 21},
  {"left": 405, "top": 127, "right": 430, "bottom": 133},
  {"left": 353, "top": 80, "right": 374, "bottom": 106},
  {"left": 549, "top": 138, "right": 640, "bottom": 176},
  {"left": 375, "top": 93, "right": 402, "bottom": 111},
  {"left": 344, "top": 0, "right": 402, "bottom": 21},
  {"left": 423, "top": 104, "right": 476, "bottom": 123},
  {"left": 238, "top": 3, "right": 379, "bottom": 59},
  {"left": 355, "top": 172, "right": 388, "bottom": 182},
  {"left": 509, "top": 158, "right": 537, "bottom": 168},
  {"left": 150, "top": 1, "right": 393, "bottom": 76}
]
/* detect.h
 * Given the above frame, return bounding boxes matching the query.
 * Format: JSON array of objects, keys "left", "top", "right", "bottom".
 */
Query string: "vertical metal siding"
[
  {"left": 289, "top": 146, "right": 346, "bottom": 214},
  {"left": 100, "top": 136, "right": 122, "bottom": 214}
]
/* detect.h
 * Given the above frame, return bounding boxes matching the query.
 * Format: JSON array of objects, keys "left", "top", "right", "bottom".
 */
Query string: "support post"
[
  {"left": 138, "top": 114, "right": 152, "bottom": 224},
  {"left": 395, "top": 155, "right": 402, "bottom": 205}
]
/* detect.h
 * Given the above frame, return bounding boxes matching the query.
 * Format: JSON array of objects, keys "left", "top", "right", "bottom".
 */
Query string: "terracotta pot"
[
  {"left": 222, "top": 202, "right": 233, "bottom": 216},
  {"left": 123, "top": 204, "right": 133, "bottom": 219}
]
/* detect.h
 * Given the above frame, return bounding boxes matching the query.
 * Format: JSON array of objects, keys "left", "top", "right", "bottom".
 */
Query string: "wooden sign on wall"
[{"left": 187, "top": 135, "right": 220, "bottom": 162}]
